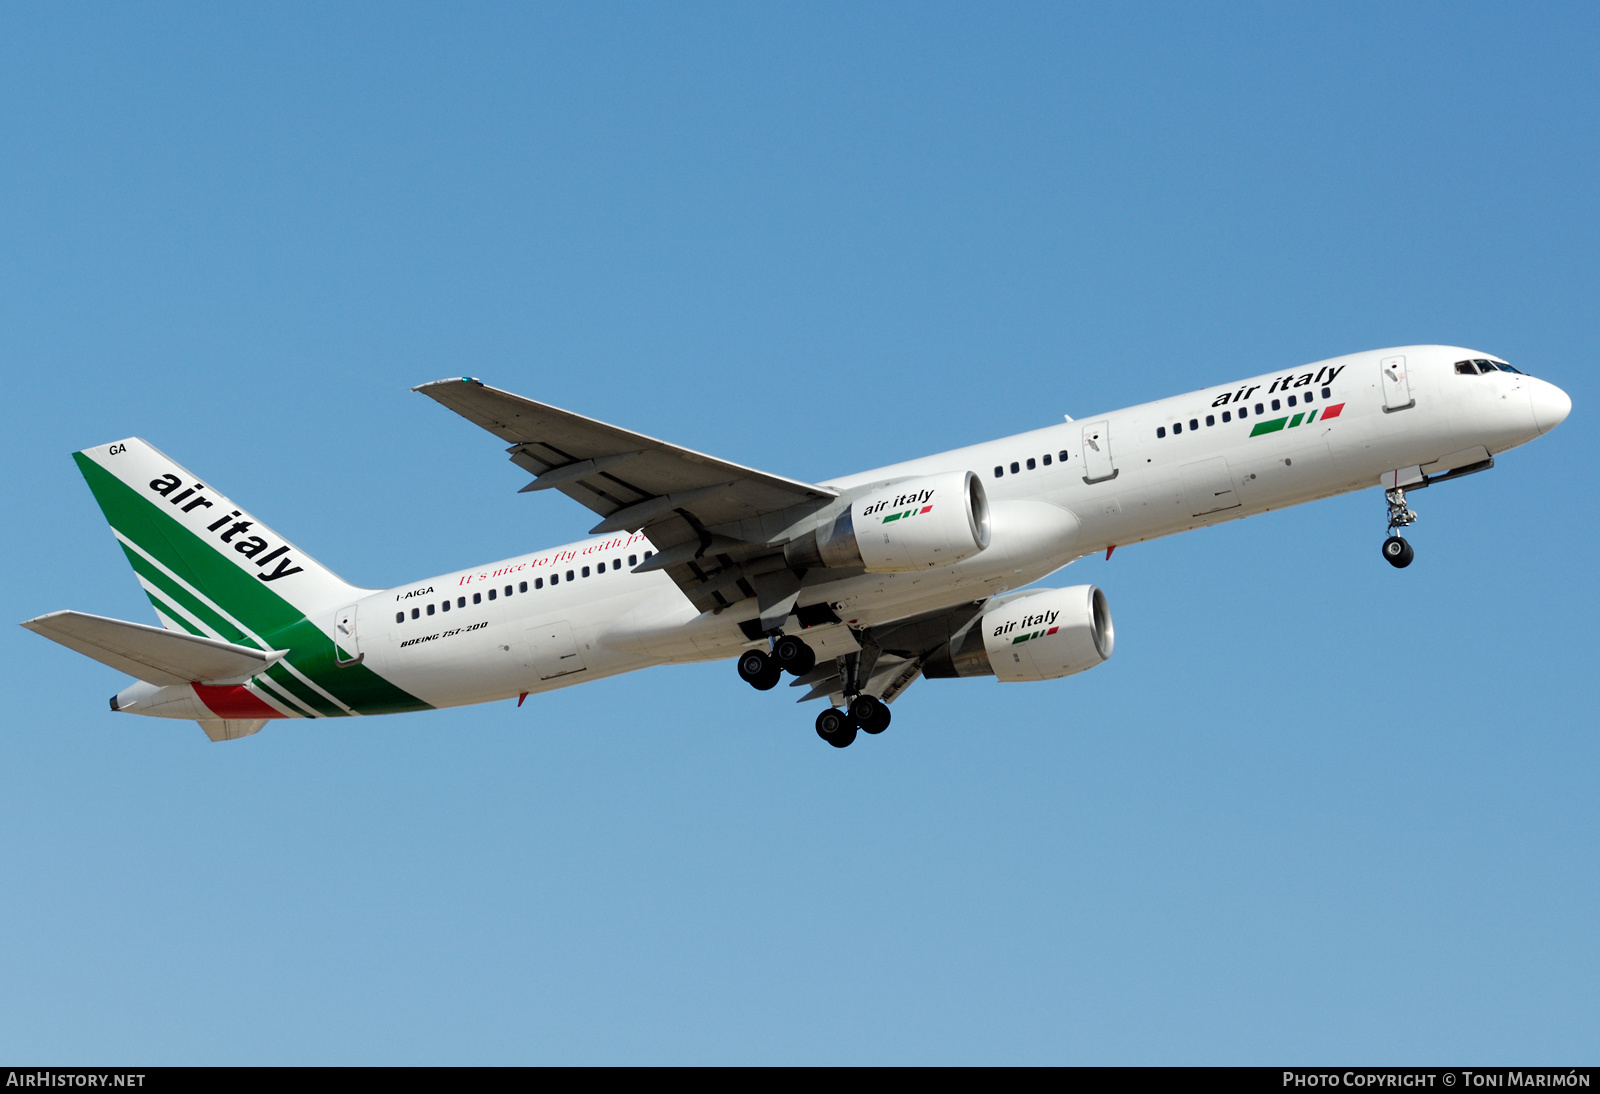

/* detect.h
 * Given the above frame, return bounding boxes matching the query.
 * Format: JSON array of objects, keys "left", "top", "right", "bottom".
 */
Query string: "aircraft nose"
[{"left": 1530, "top": 379, "right": 1572, "bottom": 435}]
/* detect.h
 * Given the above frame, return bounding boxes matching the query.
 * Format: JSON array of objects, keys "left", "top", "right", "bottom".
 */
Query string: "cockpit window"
[{"left": 1459, "top": 358, "right": 1526, "bottom": 376}]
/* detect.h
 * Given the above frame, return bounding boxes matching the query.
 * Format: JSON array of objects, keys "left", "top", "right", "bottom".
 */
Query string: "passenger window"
[
  {"left": 597, "top": 562, "right": 605, "bottom": 573},
  {"left": 1157, "top": 426, "right": 1166, "bottom": 438},
  {"left": 411, "top": 608, "right": 419, "bottom": 619},
  {"left": 1205, "top": 414, "right": 1215, "bottom": 426},
  {"left": 613, "top": 559, "right": 621, "bottom": 570},
  {"left": 1189, "top": 419, "right": 1198, "bottom": 431},
  {"left": 566, "top": 570, "right": 575, "bottom": 581},
  {"left": 473, "top": 592, "right": 482, "bottom": 603},
  {"left": 628, "top": 555, "right": 637, "bottom": 566},
  {"left": 1271, "top": 399, "right": 1280, "bottom": 411},
  {"left": 550, "top": 574, "right": 558, "bottom": 586},
  {"left": 1173, "top": 422, "right": 1182, "bottom": 434},
  {"left": 582, "top": 566, "right": 590, "bottom": 578},
  {"left": 1059, "top": 450, "right": 1069, "bottom": 462},
  {"left": 519, "top": 581, "right": 527, "bottom": 593},
  {"left": 504, "top": 585, "right": 512, "bottom": 597},
  {"left": 1010, "top": 462, "right": 1019, "bottom": 474},
  {"left": 1287, "top": 395, "right": 1296, "bottom": 407},
  {"left": 1239, "top": 406, "right": 1248, "bottom": 419},
  {"left": 1303, "top": 390, "right": 1314, "bottom": 403},
  {"left": 535, "top": 578, "right": 543, "bottom": 589},
  {"left": 1222, "top": 411, "right": 1231, "bottom": 422},
  {"left": 1026, "top": 458, "right": 1036, "bottom": 470},
  {"left": 644, "top": 551, "right": 652, "bottom": 559},
  {"left": 442, "top": 600, "right": 450, "bottom": 612},
  {"left": 395, "top": 612, "right": 404, "bottom": 624},
  {"left": 994, "top": 466, "right": 1003, "bottom": 478},
  {"left": 457, "top": 597, "right": 465, "bottom": 608},
  {"left": 427, "top": 603, "right": 435, "bottom": 616},
  {"left": 1321, "top": 386, "right": 1331, "bottom": 397},
  {"left": 1254, "top": 403, "right": 1264, "bottom": 414},
  {"left": 488, "top": 589, "right": 496, "bottom": 600},
  {"left": 1042, "top": 454, "right": 1051, "bottom": 465}
]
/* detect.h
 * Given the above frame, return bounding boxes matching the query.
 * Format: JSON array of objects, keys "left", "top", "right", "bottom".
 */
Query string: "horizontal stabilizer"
[{"left": 21, "top": 610, "right": 286, "bottom": 686}]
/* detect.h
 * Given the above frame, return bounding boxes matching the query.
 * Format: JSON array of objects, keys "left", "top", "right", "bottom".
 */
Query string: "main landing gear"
[
  {"left": 739, "top": 634, "right": 892, "bottom": 749},
  {"left": 814, "top": 696, "right": 891, "bottom": 749},
  {"left": 1382, "top": 487, "right": 1418, "bottom": 569},
  {"left": 737, "top": 648, "right": 782, "bottom": 690},
  {"left": 815, "top": 706, "right": 856, "bottom": 748},
  {"left": 737, "top": 633, "right": 819, "bottom": 691}
]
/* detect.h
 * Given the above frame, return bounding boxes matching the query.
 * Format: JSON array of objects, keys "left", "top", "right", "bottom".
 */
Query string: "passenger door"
[
  {"left": 334, "top": 604, "right": 363, "bottom": 666},
  {"left": 525, "top": 620, "right": 587, "bottom": 681},
  {"left": 1081, "top": 421, "right": 1118, "bottom": 484},
  {"left": 1380, "top": 355, "right": 1415, "bottom": 412}
]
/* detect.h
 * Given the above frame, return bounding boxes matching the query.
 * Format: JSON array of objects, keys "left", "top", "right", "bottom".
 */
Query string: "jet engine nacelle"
[
  {"left": 923, "top": 585, "right": 1114, "bottom": 682},
  {"left": 785, "top": 470, "right": 991, "bottom": 573}
]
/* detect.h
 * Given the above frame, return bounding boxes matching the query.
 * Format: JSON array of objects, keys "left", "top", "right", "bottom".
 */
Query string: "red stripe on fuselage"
[
  {"left": 1322, "top": 402, "right": 1345, "bottom": 420},
  {"left": 192, "top": 683, "right": 284, "bottom": 719}
]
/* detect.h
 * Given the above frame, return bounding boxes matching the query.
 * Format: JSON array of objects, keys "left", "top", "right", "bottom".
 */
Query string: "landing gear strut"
[{"left": 1382, "top": 487, "right": 1417, "bottom": 569}]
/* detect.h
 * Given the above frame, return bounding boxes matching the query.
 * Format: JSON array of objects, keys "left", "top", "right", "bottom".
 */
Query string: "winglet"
[{"left": 411, "top": 377, "right": 482, "bottom": 393}]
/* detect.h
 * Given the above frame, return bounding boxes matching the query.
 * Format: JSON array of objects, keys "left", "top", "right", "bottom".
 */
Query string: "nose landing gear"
[
  {"left": 1382, "top": 486, "right": 1417, "bottom": 568},
  {"left": 1382, "top": 535, "right": 1414, "bottom": 568}
]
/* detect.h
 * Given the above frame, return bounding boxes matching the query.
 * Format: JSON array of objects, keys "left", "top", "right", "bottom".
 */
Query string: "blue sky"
[{"left": 1, "top": 2, "right": 1595, "bottom": 1064}]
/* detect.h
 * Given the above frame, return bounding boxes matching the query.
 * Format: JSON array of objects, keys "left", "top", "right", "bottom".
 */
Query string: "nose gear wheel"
[
  {"left": 1382, "top": 487, "right": 1418, "bottom": 568},
  {"left": 1382, "top": 535, "right": 1414, "bottom": 568}
]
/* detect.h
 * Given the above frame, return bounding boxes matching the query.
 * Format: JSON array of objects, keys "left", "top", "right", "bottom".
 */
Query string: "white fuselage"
[{"left": 336, "top": 345, "right": 1566, "bottom": 711}]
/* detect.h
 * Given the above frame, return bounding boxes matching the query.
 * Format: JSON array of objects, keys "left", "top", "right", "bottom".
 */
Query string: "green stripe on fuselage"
[
  {"left": 1250, "top": 417, "right": 1288, "bottom": 436},
  {"left": 265, "top": 661, "right": 344, "bottom": 717}
]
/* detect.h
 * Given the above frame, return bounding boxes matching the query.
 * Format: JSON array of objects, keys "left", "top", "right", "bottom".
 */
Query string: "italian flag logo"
[
  {"left": 1012, "top": 625, "right": 1059, "bottom": 645},
  {"left": 881, "top": 504, "right": 934, "bottom": 524},
  {"left": 1250, "top": 402, "right": 1344, "bottom": 437}
]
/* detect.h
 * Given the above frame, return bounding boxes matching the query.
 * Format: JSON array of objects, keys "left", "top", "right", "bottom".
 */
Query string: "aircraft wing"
[{"left": 415, "top": 378, "right": 839, "bottom": 614}]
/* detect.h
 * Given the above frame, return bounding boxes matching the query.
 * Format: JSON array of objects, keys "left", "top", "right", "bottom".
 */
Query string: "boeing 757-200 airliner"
[{"left": 23, "top": 346, "right": 1571, "bottom": 747}]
